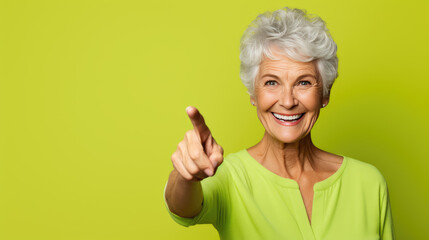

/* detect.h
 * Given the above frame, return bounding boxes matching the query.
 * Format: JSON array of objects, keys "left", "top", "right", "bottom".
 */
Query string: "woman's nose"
[{"left": 280, "top": 87, "right": 298, "bottom": 109}]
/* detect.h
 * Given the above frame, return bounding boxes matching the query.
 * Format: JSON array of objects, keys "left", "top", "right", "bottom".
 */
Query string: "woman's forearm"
[{"left": 165, "top": 169, "right": 203, "bottom": 218}]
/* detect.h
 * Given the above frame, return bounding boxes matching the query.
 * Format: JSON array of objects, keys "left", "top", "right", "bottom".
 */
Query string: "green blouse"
[{"left": 164, "top": 150, "right": 395, "bottom": 239}]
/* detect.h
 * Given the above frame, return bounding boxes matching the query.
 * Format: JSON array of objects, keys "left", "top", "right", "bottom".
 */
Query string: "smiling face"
[{"left": 251, "top": 47, "right": 329, "bottom": 144}]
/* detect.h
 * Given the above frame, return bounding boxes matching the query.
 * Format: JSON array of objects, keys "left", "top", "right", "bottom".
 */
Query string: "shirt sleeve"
[
  {"left": 380, "top": 180, "right": 395, "bottom": 240},
  {"left": 164, "top": 162, "right": 230, "bottom": 228}
]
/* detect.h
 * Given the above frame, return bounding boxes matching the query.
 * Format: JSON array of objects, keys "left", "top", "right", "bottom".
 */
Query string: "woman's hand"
[
  {"left": 165, "top": 106, "right": 223, "bottom": 217},
  {"left": 171, "top": 106, "right": 224, "bottom": 182}
]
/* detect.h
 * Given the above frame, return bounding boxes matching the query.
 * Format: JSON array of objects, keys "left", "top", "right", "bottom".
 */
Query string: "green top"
[{"left": 164, "top": 150, "right": 395, "bottom": 239}]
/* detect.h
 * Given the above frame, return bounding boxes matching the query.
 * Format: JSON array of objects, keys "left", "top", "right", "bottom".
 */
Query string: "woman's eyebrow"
[
  {"left": 260, "top": 74, "right": 280, "bottom": 79},
  {"left": 261, "top": 73, "right": 317, "bottom": 79},
  {"left": 297, "top": 74, "right": 317, "bottom": 79}
]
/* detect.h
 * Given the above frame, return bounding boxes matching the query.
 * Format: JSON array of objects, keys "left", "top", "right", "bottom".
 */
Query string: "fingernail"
[
  {"left": 204, "top": 168, "right": 213, "bottom": 176},
  {"left": 212, "top": 161, "right": 218, "bottom": 168}
]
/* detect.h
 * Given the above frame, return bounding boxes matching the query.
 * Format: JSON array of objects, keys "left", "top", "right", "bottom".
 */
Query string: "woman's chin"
[{"left": 271, "top": 133, "right": 308, "bottom": 144}]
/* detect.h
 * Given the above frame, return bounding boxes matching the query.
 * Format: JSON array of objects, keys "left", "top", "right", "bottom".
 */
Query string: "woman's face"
[{"left": 251, "top": 48, "right": 329, "bottom": 144}]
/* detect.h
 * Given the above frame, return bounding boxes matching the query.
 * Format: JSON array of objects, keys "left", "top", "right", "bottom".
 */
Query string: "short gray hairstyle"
[{"left": 240, "top": 7, "right": 338, "bottom": 98}]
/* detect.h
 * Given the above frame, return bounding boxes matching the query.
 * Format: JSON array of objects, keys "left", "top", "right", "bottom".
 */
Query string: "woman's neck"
[{"left": 248, "top": 131, "right": 321, "bottom": 179}]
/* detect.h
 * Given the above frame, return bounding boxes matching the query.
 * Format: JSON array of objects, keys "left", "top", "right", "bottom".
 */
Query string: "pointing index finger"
[{"left": 186, "top": 106, "right": 211, "bottom": 142}]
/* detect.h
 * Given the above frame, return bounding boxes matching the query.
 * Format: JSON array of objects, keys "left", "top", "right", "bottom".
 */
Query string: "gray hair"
[{"left": 240, "top": 7, "right": 338, "bottom": 98}]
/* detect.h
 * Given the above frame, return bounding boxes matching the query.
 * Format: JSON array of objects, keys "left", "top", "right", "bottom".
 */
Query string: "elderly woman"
[{"left": 164, "top": 7, "right": 394, "bottom": 240}]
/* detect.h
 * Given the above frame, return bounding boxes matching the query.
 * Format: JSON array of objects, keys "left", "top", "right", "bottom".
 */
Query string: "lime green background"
[{"left": 0, "top": 0, "right": 428, "bottom": 239}]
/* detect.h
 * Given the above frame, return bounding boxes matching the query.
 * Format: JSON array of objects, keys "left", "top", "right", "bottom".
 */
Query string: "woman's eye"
[
  {"left": 298, "top": 81, "right": 311, "bottom": 86},
  {"left": 265, "top": 80, "right": 277, "bottom": 86}
]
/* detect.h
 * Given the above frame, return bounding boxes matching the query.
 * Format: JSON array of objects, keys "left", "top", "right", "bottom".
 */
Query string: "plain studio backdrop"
[{"left": 0, "top": 0, "right": 428, "bottom": 239}]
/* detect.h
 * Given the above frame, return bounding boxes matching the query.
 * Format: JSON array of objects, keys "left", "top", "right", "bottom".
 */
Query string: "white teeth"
[{"left": 273, "top": 113, "right": 303, "bottom": 121}]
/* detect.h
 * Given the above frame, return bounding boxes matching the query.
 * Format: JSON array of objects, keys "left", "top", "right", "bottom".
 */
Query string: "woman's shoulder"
[
  {"left": 343, "top": 155, "right": 388, "bottom": 185},
  {"left": 211, "top": 149, "right": 249, "bottom": 177},
  {"left": 225, "top": 149, "right": 248, "bottom": 159},
  {"left": 220, "top": 149, "right": 255, "bottom": 177},
  {"left": 223, "top": 149, "right": 255, "bottom": 169}
]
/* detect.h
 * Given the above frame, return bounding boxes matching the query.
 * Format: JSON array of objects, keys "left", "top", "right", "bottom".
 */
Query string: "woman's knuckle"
[
  {"left": 188, "top": 167, "right": 200, "bottom": 176},
  {"left": 189, "top": 150, "right": 200, "bottom": 160},
  {"left": 183, "top": 159, "right": 196, "bottom": 172},
  {"left": 178, "top": 141, "right": 187, "bottom": 150},
  {"left": 214, "top": 155, "right": 223, "bottom": 164},
  {"left": 217, "top": 156, "right": 224, "bottom": 165},
  {"left": 185, "top": 130, "right": 193, "bottom": 138},
  {"left": 213, "top": 152, "right": 222, "bottom": 159}
]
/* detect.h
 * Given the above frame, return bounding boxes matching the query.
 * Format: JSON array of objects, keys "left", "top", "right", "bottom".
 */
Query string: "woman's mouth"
[{"left": 271, "top": 112, "right": 305, "bottom": 126}]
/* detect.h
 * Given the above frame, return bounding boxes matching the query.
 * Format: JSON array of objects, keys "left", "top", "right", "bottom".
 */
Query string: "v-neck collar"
[{"left": 242, "top": 149, "right": 348, "bottom": 239}]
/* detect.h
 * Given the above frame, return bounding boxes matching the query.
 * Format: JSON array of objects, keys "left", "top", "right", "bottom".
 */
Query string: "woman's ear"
[
  {"left": 322, "top": 96, "right": 330, "bottom": 108},
  {"left": 250, "top": 96, "right": 256, "bottom": 106}
]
